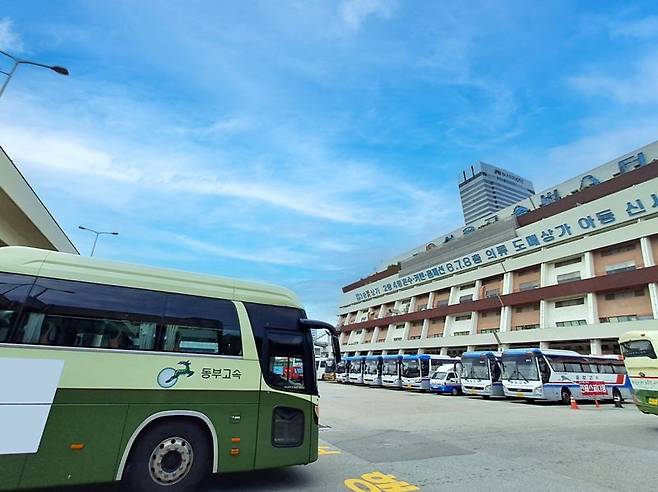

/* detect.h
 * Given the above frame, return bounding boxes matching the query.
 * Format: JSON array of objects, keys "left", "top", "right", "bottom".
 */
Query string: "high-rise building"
[
  {"left": 337, "top": 141, "right": 658, "bottom": 359},
  {"left": 459, "top": 162, "right": 535, "bottom": 225}
]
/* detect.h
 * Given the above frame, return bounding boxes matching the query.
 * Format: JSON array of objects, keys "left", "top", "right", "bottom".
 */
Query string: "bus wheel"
[
  {"left": 451, "top": 387, "right": 459, "bottom": 396},
  {"left": 612, "top": 388, "right": 623, "bottom": 403},
  {"left": 125, "top": 420, "right": 212, "bottom": 492},
  {"left": 561, "top": 388, "right": 571, "bottom": 405}
]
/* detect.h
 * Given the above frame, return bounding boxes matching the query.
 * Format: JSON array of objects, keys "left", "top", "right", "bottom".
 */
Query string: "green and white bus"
[
  {"left": 620, "top": 330, "right": 658, "bottom": 416},
  {"left": 0, "top": 246, "right": 339, "bottom": 491}
]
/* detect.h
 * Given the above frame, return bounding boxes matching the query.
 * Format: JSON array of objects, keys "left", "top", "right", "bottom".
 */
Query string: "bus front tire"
[
  {"left": 451, "top": 387, "right": 460, "bottom": 396},
  {"left": 124, "top": 419, "right": 212, "bottom": 492},
  {"left": 561, "top": 388, "right": 571, "bottom": 405}
]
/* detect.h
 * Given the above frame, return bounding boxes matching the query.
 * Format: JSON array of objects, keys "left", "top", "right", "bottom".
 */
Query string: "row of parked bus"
[{"left": 334, "top": 349, "right": 633, "bottom": 404}]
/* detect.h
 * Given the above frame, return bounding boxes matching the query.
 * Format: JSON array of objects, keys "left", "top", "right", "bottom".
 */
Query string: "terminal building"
[
  {"left": 459, "top": 162, "right": 535, "bottom": 224},
  {"left": 0, "top": 145, "right": 77, "bottom": 253},
  {"left": 337, "top": 141, "right": 658, "bottom": 357}
]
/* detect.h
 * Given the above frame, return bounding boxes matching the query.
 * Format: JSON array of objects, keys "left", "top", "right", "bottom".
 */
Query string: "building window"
[
  {"left": 557, "top": 271, "right": 581, "bottom": 284},
  {"left": 604, "top": 289, "right": 646, "bottom": 301},
  {"left": 480, "top": 328, "right": 500, "bottom": 334},
  {"left": 555, "top": 257, "right": 582, "bottom": 268},
  {"left": 393, "top": 337, "right": 402, "bottom": 341},
  {"left": 453, "top": 330, "right": 470, "bottom": 336},
  {"left": 377, "top": 338, "right": 386, "bottom": 342},
  {"left": 459, "top": 294, "right": 473, "bottom": 303},
  {"left": 485, "top": 288, "right": 500, "bottom": 298},
  {"left": 605, "top": 261, "right": 636, "bottom": 274},
  {"left": 519, "top": 281, "right": 539, "bottom": 291},
  {"left": 435, "top": 299, "right": 449, "bottom": 308},
  {"left": 556, "top": 320, "right": 587, "bottom": 327},
  {"left": 600, "top": 315, "right": 638, "bottom": 323},
  {"left": 514, "top": 324, "right": 540, "bottom": 330},
  {"left": 555, "top": 297, "right": 585, "bottom": 308},
  {"left": 455, "top": 314, "right": 472, "bottom": 321},
  {"left": 600, "top": 243, "right": 636, "bottom": 257},
  {"left": 460, "top": 283, "right": 476, "bottom": 290},
  {"left": 409, "top": 335, "right": 421, "bottom": 340},
  {"left": 515, "top": 303, "right": 540, "bottom": 313},
  {"left": 429, "top": 333, "right": 443, "bottom": 338}
]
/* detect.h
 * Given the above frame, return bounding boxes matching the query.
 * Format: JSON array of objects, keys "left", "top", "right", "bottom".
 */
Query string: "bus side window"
[
  {"left": 421, "top": 359, "right": 429, "bottom": 377},
  {"left": 538, "top": 357, "right": 550, "bottom": 383},
  {"left": 265, "top": 331, "right": 307, "bottom": 392},
  {"left": 0, "top": 273, "right": 35, "bottom": 343},
  {"left": 491, "top": 361, "right": 501, "bottom": 382},
  {"left": 162, "top": 293, "right": 242, "bottom": 356},
  {"left": 13, "top": 277, "right": 163, "bottom": 350}
]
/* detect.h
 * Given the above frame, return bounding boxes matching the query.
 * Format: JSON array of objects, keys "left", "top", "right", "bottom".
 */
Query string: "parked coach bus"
[
  {"left": 401, "top": 354, "right": 460, "bottom": 391},
  {"left": 501, "top": 348, "right": 631, "bottom": 403},
  {"left": 363, "top": 355, "right": 383, "bottom": 386},
  {"left": 381, "top": 354, "right": 403, "bottom": 388},
  {"left": 348, "top": 355, "right": 366, "bottom": 384},
  {"left": 336, "top": 359, "right": 349, "bottom": 383},
  {"left": 0, "top": 247, "right": 340, "bottom": 492},
  {"left": 620, "top": 330, "right": 658, "bottom": 416},
  {"left": 460, "top": 351, "right": 504, "bottom": 398}
]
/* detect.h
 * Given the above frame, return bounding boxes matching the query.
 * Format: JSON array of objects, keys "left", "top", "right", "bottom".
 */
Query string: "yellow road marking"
[
  {"left": 318, "top": 445, "right": 341, "bottom": 455},
  {"left": 344, "top": 471, "right": 420, "bottom": 491}
]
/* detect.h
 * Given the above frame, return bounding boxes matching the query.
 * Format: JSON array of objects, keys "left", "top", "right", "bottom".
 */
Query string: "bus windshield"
[
  {"left": 349, "top": 360, "right": 362, "bottom": 373},
  {"left": 365, "top": 360, "right": 379, "bottom": 374},
  {"left": 620, "top": 339, "right": 657, "bottom": 359},
  {"left": 402, "top": 359, "right": 420, "bottom": 378},
  {"left": 382, "top": 360, "right": 398, "bottom": 375},
  {"left": 502, "top": 354, "right": 539, "bottom": 381},
  {"left": 461, "top": 359, "right": 490, "bottom": 380}
]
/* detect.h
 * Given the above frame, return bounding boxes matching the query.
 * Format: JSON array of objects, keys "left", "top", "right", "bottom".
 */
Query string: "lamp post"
[
  {"left": 78, "top": 226, "right": 118, "bottom": 257},
  {"left": 0, "top": 49, "right": 69, "bottom": 99}
]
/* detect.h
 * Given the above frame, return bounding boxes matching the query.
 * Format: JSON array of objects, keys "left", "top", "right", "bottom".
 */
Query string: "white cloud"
[
  {"left": 339, "top": 0, "right": 396, "bottom": 31},
  {"left": 173, "top": 234, "right": 313, "bottom": 266},
  {"left": 610, "top": 15, "right": 658, "bottom": 39},
  {"left": 569, "top": 49, "right": 658, "bottom": 104},
  {"left": 0, "top": 17, "right": 23, "bottom": 52}
]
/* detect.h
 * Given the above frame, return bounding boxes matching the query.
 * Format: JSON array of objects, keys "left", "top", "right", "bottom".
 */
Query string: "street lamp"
[
  {"left": 78, "top": 226, "right": 118, "bottom": 257},
  {"left": 0, "top": 49, "right": 69, "bottom": 99}
]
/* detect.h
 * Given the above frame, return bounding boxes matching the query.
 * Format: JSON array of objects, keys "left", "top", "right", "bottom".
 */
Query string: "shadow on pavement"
[{"left": 29, "top": 466, "right": 315, "bottom": 492}]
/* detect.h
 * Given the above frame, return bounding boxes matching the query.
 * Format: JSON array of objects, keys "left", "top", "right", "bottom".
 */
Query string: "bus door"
[{"left": 256, "top": 328, "right": 315, "bottom": 469}]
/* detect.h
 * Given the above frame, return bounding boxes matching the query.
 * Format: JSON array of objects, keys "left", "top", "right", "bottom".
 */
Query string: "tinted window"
[
  {"left": 0, "top": 273, "right": 35, "bottom": 342},
  {"left": 14, "top": 277, "right": 164, "bottom": 350},
  {"left": 244, "top": 302, "right": 315, "bottom": 395},
  {"left": 163, "top": 293, "right": 241, "bottom": 356},
  {"left": 620, "top": 339, "right": 657, "bottom": 359},
  {"left": 266, "top": 331, "right": 307, "bottom": 392}
]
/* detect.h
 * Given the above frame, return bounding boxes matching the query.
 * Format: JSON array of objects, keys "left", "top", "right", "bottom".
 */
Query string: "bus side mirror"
[{"left": 300, "top": 319, "right": 341, "bottom": 364}]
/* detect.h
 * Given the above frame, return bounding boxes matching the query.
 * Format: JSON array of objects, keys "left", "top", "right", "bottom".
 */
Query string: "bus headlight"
[
  {"left": 534, "top": 387, "right": 543, "bottom": 395},
  {"left": 484, "top": 385, "right": 491, "bottom": 392}
]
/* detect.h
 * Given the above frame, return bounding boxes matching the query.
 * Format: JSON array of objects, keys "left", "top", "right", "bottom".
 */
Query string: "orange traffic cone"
[
  {"left": 594, "top": 399, "right": 601, "bottom": 409},
  {"left": 570, "top": 396, "right": 579, "bottom": 410}
]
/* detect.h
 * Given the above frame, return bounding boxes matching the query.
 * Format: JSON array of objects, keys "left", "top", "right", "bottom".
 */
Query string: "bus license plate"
[
  {"left": 648, "top": 397, "right": 658, "bottom": 406},
  {"left": 515, "top": 392, "right": 524, "bottom": 398}
]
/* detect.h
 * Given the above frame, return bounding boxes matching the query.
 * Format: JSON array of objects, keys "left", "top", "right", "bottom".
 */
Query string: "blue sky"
[{"left": 1, "top": 1, "right": 658, "bottom": 321}]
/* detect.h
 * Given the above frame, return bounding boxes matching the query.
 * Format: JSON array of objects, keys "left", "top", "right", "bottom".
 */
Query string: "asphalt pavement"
[{"left": 61, "top": 381, "right": 658, "bottom": 491}]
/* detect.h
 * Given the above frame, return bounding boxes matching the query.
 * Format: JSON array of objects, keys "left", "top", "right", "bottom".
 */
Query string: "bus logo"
[{"left": 157, "top": 360, "right": 195, "bottom": 388}]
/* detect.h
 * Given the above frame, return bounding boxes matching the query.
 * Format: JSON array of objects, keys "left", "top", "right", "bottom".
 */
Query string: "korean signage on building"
[{"left": 349, "top": 179, "right": 658, "bottom": 304}]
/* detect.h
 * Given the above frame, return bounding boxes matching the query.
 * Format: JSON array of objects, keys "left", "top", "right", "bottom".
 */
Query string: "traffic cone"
[
  {"left": 570, "top": 396, "right": 579, "bottom": 410},
  {"left": 594, "top": 399, "right": 601, "bottom": 409}
]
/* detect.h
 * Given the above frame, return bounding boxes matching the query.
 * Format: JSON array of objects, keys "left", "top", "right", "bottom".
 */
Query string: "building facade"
[
  {"left": 459, "top": 161, "right": 535, "bottom": 224},
  {"left": 338, "top": 141, "right": 658, "bottom": 357},
  {"left": 0, "top": 145, "right": 77, "bottom": 253}
]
